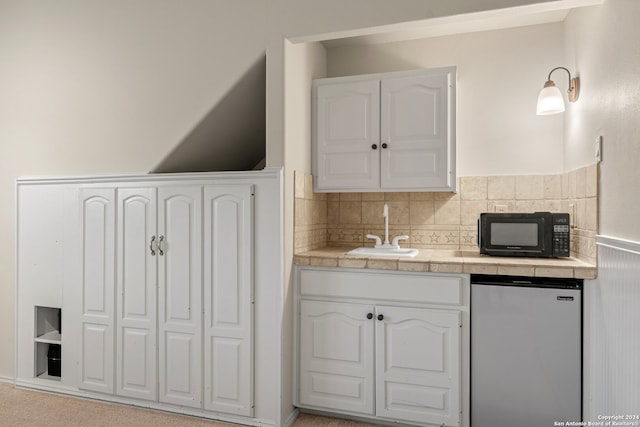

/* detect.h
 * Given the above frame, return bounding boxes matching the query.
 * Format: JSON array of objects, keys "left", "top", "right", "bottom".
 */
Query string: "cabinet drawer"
[{"left": 299, "top": 268, "right": 462, "bottom": 306}]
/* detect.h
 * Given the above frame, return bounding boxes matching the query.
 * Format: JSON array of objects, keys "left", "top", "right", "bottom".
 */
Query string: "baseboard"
[
  {"left": 0, "top": 375, "right": 15, "bottom": 385},
  {"left": 283, "top": 408, "right": 300, "bottom": 427}
]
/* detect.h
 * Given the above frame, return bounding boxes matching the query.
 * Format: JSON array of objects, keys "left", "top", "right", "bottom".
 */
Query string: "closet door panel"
[
  {"left": 158, "top": 186, "right": 202, "bottom": 408},
  {"left": 203, "top": 185, "right": 254, "bottom": 416},
  {"left": 116, "top": 188, "right": 157, "bottom": 401},
  {"left": 78, "top": 188, "right": 116, "bottom": 394}
]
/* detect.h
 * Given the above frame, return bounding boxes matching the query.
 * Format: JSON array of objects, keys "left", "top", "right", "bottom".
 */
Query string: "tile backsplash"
[
  {"left": 294, "top": 172, "right": 328, "bottom": 252},
  {"left": 294, "top": 164, "right": 598, "bottom": 263}
]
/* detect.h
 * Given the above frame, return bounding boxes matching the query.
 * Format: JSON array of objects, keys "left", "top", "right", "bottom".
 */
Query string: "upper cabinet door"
[
  {"left": 314, "top": 79, "right": 380, "bottom": 191},
  {"left": 381, "top": 73, "right": 453, "bottom": 190},
  {"left": 374, "top": 306, "right": 460, "bottom": 426},
  {"left": 157, "top": 186, "right": 202, "bottom": 408},
  {"left": 116, "top": 188, "right": 158, "bottom": 401},
  {"left": 203, "top": 185, "right": 254, "bottom": 416}
]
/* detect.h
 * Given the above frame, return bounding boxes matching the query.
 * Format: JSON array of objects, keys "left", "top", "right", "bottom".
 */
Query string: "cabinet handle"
[
  {"left": 371, "top": 144, "right": 377, "bottom": 150},
  {"left": 158, "top": 235, "right": 165, "bottom": 256},
  {"left": 367, "top": 313, "right": 373, "bottom": 320},
  {"left": 381, "top": 143, "right": 388, "bottom": 149},
  {"left": 377, "top": 314, "right": 384, "bottom": 321},
  {"left": 149, "top": 236, "right": 156, "bottom": 256}
]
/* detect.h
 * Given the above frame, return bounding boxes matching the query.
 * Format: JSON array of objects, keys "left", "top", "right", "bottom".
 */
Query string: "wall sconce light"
[{"left": 536, "top": 66, "right": 580, "bottom": 115}]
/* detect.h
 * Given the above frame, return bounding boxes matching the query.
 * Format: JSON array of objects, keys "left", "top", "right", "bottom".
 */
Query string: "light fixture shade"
[{"left": 537, "top": 81, "right": 565, "bottom": 115}]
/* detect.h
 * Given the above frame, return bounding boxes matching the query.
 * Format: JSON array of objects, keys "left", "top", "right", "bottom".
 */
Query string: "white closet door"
[
  {"left": 203, "top": 185, "right": 254, "bottom": 416},
  {"left": 380, "top": 73, "right": 452, "bottom": 189},
  {"left": 375, "top": 306, "right": 460, "bottom": 426},
  {"left": 79, "top": 188, "right": 116, "bottom": 394},
  {"left": 116, "top": 188, "right": 157, "bottom": 401},
  {"left": 157, "top": 186, "right": 202, "bottom": 408}
]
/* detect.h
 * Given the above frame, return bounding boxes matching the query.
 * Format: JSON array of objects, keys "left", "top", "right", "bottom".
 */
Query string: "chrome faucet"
[{"left": 366, "top": 203, "right": 409, "bottom": 249}]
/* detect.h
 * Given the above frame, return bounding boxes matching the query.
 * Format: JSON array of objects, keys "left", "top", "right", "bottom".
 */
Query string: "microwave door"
[{"left": 480, "top": 215, "right": 549, "bottom": 256}]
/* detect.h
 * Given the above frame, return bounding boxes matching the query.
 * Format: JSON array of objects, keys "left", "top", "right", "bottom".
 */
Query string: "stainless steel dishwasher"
[{"left": 471, "top": 274, "right": 582, "bottom": 427}]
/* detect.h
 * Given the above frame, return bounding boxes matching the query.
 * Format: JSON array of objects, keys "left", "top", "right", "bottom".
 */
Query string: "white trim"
[
  {"left": 312, "top": 66, "right": 457, "bottom": 87},
  {"left": 596, "top": 235, "right": 640, "bottom": 255},
  {"left": 283, "top": 408, "right": 300, "bottom": 427},
  {"left": 16, "top": 167, "right": 283, "bottom": 185},
  {"left": 289, "top": 0, "right": 603, "bottom": 45},
  {"left": 0, "top": 375, "right": 15, "bottom": 384},
  {"left": 14, "top": 179, "right": 19, "bottom": 388}
]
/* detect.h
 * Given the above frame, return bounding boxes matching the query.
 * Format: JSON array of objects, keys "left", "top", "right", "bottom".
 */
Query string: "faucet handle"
[
  {"left": 366, "top": 234, "right": 382, "bottom": 247},
  {"left": 391, "top": 234, "right": 410, "bottom": 247}
]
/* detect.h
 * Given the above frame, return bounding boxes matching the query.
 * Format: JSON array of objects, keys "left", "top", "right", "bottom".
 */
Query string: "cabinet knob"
[
  {"left": 371, "top": 144, "right": 377, "bottom": 150},
  {"left": 377, "top": 314, "right": 384, "bottom": 321},
  {"left": 367, "top": 313, "right": 373, "bottom": 320},
  {"left": 381, "top": 143, "right": 388, "bottom": 149}
]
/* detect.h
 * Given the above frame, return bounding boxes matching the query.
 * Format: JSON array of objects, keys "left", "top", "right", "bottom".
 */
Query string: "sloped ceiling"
[{"left": 152, "top": 55, "right": 266, "bottom": 173}]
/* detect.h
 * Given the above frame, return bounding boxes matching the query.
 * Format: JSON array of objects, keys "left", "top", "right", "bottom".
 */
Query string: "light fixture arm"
[{"left": 546, "top": 66, "right": 580, "bottom": 102}]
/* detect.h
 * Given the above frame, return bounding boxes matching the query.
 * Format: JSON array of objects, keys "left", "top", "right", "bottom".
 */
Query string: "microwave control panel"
[{"left": 552, "top": 214, "right": 570, "bottom": 257}]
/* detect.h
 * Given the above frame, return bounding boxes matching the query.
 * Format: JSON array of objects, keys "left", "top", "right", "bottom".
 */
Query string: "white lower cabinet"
[{"left": 297, "top": 268, "right": 468, "bottom": 427}]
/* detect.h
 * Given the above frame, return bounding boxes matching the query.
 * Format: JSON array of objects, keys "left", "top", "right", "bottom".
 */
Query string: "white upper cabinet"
[{"left": 313, "top": 68, "right": 456, "bottom": 192}]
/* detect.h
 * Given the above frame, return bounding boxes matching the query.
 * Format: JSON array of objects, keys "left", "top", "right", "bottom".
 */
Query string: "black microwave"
[{"left": 478, "top": 212, "right": 570, "bottom": 258}]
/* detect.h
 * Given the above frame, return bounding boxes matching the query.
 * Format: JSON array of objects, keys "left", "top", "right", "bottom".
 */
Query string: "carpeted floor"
[{"left": 0, "top": 383, "right": 381, "bottom": 427}]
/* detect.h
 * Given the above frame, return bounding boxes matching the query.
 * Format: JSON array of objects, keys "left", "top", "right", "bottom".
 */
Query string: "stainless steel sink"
[{"left": 346, "top": 247, "right": 419, "bottom": 258}]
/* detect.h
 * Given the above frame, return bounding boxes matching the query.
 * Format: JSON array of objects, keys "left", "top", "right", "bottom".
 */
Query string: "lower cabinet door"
[
  {"left": 299, "top": 300, "right": 375, "bottom": 415},
  {"left": 375, "top": 306, "right": 461, "bottom": 426}
]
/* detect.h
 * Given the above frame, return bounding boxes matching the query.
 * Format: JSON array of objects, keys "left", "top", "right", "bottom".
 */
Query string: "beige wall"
[
  {"left": 325, "top": 23, "right": 565, "bottom": 176},
  {"left": 563, "top": 0, "right": 640, "bottom": 242},
  {"left": 0, "top": 0, "right": 272, "bottom": 380}
]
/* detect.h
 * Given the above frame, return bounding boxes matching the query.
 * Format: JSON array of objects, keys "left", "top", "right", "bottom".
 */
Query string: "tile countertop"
[{"left": 293, "top": 247, "right": 597, "bottom": 280}]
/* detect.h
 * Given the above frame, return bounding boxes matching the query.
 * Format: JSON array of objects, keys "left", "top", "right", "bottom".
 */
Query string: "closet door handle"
[
  {"left": 367, "top": 313, "right": 373, "bottom": 320},
  {"left": 158, "top": 235, "right": 165, "bottom": 256},
  {"left": 150, "top": 236, "right": 156, "bottom": 256},
  {"left": 377, "top": 314, "right": 384, "bottom": 321}
]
